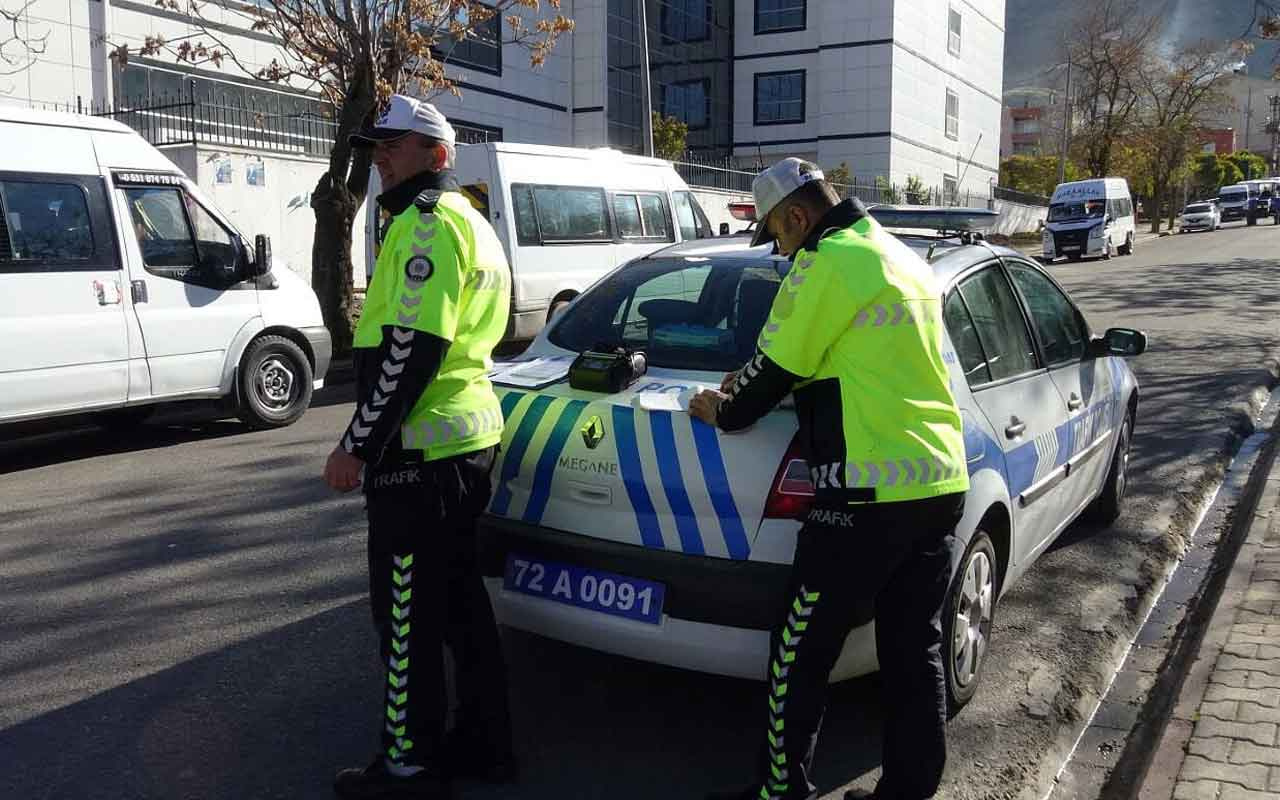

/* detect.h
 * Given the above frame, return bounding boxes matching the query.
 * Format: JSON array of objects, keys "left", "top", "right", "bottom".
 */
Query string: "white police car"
[{"left": 478, "top": 208, "right": 1146, "bottom": 710}]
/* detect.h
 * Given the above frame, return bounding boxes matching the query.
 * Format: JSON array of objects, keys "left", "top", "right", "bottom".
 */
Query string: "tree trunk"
[{"left": 310, "top": 171, "right": 359, "bottom": 355}]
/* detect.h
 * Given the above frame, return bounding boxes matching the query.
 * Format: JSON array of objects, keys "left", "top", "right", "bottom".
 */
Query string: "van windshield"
[
  {"left": 1220, "top": 189, "right": 1247, "bottom": 203},
  {"left": 1048, "top": 199, "right": 1105, "bottom": 222}
]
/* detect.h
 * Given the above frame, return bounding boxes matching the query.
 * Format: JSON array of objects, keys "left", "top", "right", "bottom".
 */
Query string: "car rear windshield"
[
  {"left": 1048, "top": 199, "right": 1105, "bottom": 222},
  {"left": 548, "top": 257, "right": 786, "bottom": 371},
  {"left": 1184, "top": 204, "right": 1210, "bottom": 213}
]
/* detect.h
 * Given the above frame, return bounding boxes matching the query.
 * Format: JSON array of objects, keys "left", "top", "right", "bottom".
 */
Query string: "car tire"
[
  {"left": 1068, "top": 253, "right": 1082, "bottom": 262},
  {"left": 1248, "top": 215, "right": 1258, "bottom": 226},
  {"left": 91, "top": 405, "right": 155, "bottom": 430},
  {"left": 1118, "top": 233, "right": 1133, "bottom": 255},
  {"left": 1086, "top": 411, "right": 1133, "bottom": 525},
  {"left": 236, "top": 335, "right": 313, "bottom": 429},
  {"left": 944, "top": 529, "right": 998, "bottom": 714},
  {"left": 1101, "top": 239, "right": 1113, "bottom": 260}
]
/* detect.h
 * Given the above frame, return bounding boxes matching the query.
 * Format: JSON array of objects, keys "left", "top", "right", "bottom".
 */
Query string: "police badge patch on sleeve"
[{"left": 405, "top": 256, "right": 434, "bottom": 282}]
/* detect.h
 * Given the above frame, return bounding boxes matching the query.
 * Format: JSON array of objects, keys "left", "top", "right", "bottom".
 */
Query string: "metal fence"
[
  {"left": 673, "top": 152, "right": 991, "bottom": 208},
  {"left": 992, "top": 185, "right": 1051, "bottom": 207},
  {"left": 54, "top": 95, "right": 340, "bottom": 158}
]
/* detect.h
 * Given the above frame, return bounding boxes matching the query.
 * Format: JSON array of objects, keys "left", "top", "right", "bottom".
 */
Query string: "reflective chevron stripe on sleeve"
[{"left": 341, "top": 327, "right": 416, "bottom": 455}]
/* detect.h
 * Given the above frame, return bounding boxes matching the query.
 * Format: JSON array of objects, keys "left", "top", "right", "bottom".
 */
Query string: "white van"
[
  {"left": 1042, "top": 177, "right": 1136, "bottom": 262},
  {"left": 0, "top": 107, "right": 330, "bottom": 429},
  {"left": 366, "top": 142, "right": 716, "bottom": 340}
]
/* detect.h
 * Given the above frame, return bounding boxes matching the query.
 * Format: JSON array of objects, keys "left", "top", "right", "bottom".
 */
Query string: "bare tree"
[
  {"left": 110, "top": 0, "right": 573, "bottom": 352},
  {"left": 1134, "top": 41, "right": 1237, "bottom": 233},
  {"left": 0, "top": 1, "right": 47, "bottom": 79},
  {"left": 1064, "top": 0, "right": 1160, "bottom": 177}
]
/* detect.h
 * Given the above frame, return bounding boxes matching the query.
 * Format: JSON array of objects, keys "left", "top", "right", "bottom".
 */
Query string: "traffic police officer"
[
  {"left": 324, "top": 95, "right": 515, "bottom": 800},
  {"left": 690, "top": 158, "right": 968, "bottom": 800}
]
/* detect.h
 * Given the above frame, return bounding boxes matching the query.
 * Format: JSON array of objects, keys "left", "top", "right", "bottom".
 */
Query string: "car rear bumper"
[{"left": 477, "top": 515, "right": 878, "bottom": 681}]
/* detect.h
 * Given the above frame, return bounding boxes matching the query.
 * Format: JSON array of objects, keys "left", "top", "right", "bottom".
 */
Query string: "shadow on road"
[{"left": 0, "top": 600, "right": 887, "bottom": 800}]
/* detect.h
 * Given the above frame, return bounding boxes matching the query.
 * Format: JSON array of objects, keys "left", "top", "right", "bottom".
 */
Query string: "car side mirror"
[
  {"left": 1095, "top": 327, "right": 1146, "bottom": 357},
  {"left": 253, "top": 234, "right": 273, "bottom": 277}
]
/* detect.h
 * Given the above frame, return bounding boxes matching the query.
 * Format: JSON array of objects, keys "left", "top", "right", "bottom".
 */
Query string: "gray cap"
[
  {"left": 750, "top": 158, "right": 826, "bottom": 246},
  {"left": 350, "top": 94, "right": 456, "bottom": 147}
]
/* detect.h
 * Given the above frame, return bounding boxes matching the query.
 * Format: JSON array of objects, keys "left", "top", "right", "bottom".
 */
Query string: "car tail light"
[
  {"left": 764, "top": 435, "right": 814, "bottom": 520},
  {"left": 728, "top": 201, "right": 757, "bottom": 222}
]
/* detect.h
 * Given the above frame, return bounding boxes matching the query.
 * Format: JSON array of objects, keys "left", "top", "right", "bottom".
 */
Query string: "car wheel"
[
  {"left": 944, "top": 529, "right": 998, "bottom": 714},
  {"left": 1086, "top": 412, "right": 1133, "bottom": 524},
  {"left": 91, "top": 405, "right": 155, "bottom": 430},
  {"left": 1248, "top": 215, "right": 1258, "bottom": 226},
  {"left": 1101, "top": 239, "right": 1113, "bottom": 260},
  {"left": 1068, "top": 253, "right": 1082, "bottom": 262},
  {"left": 236, "top": 335, "right": 313, "bottom": 429},
  {"left": 1118, "top": 233, "right": 1133, "bottom": 255}
]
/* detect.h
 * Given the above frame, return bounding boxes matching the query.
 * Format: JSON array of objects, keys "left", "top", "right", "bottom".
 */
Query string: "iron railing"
[
  {"left": 57, "top": 94, "right": 340, "bottom": 158},
  {"left": 992, "top": 185, "right": 1051, "bottom": 207}
]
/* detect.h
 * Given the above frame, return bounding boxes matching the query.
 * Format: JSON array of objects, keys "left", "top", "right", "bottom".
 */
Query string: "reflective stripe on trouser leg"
[
  {"left": 759, "top": 586, "right": 821, "bottom": 800},
  {"left": 385, "top": 553, "right": 415, "bottom": 764}
]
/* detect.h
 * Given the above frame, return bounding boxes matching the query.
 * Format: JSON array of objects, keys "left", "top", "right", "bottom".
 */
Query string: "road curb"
[
  {"left": 1096, "top": 403, "right": 1280, "bottom": 799},
  {"left": 1039, "top": 351, "right": 1280, "bottom": 800}
]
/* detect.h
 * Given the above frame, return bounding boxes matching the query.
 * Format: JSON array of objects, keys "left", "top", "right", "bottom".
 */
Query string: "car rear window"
[{"left": 549, "top": 257, "right": 786, "bottom": 371}]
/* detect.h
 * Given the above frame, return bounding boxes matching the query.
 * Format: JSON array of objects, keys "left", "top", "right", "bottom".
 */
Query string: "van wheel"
[
  {"left": 944, "top": 529, "right": 998, "bottom": 714},
  {"left": 237, "top": 335, "right": 313, "bottom": 429},
  {"left": 1248, "top": 215, "right": 1258, "bottom": 226},
  {"left": 1086, "top": 412, "right": 1133, "bottom": 524},
  {"left": 1118, "top": 233, "right": 1133, "bottom": 256}
]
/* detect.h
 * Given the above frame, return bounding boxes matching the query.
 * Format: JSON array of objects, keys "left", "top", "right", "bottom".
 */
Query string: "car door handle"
[
  {"left": 1005, "top": 417, "right": 1027, "bottom": 439},
  {"left": 1068, "top": 393, "right": 1084, "bottom": 411}
]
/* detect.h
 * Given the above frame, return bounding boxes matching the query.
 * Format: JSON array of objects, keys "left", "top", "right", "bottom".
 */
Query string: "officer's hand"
[
  {"left": 720, "top": 370, "right": 740, "bottom": 394},
  {"left": 688, "top": 389, "right": 725, "bottom": 428},
  {"left": 324, "top": 446, "right": 364, "bottom": 493}
]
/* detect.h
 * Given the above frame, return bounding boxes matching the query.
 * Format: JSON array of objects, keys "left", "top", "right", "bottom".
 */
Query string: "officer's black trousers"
[
  {"left": 752, "top": 493, "right": 964, "bottom": 800},
  {"left": 364, "top": 446, "right": 512, "bottom": 769}
]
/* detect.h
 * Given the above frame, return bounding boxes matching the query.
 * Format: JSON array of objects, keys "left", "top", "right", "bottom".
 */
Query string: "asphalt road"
[{"left": 2, "top": 222, "right": 1279, "bottom": 800}]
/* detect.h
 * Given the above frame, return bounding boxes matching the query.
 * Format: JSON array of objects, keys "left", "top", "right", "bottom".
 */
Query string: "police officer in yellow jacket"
[
  {"left": 691, "top": 159, "right": 968, "bottom": 800},
  {"left": 323, "top": 95, "right": 514, "bottom": 800}
]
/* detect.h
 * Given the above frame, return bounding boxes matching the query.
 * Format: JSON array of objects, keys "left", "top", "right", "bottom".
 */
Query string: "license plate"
[
  {"left": 503, "top": 555, "right": 666, "bottom": 625},
  {"left": 1062, "top": 245, "right": 1080, "bottom": 252}
]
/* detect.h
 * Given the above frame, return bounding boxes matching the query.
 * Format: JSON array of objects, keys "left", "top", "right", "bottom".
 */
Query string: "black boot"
[
  {"left": 439, "top": 728, "right": 518, "bottom": 784},
  {"left": 333, "top": 758, "right": 450, "bottom": 800}
]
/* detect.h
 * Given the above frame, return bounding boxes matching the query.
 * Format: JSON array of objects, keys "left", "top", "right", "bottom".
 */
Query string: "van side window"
[
  {"left": 613, "top": 192, "right": 675, "bottom": 242},
  {"left": 510, "top": 183, "right": 612, "bottom": 245},
  {"left": 0, "top": 180, "right": 101, "bottom": 269},
  {"left": 673, "top": 190, "right": 714, "bottom": 240},
  {"left": 125, "top": 187, "right": 242, "bottom": 289}
]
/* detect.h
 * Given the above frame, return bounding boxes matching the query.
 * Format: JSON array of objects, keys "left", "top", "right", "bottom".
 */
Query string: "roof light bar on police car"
[{"left": 864, "top": 206, "right": 998, "bottom": 233}]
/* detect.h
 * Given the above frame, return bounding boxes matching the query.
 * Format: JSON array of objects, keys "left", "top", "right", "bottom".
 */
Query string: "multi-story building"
[
  {"left": 5, "top": 0, "right": 1004, "bottom": 199},
  {"left": 1004, "top": 104, "right": 1045, "bottom": 156}
]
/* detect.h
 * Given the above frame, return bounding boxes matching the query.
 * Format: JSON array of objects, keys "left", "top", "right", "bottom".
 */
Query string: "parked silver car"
[{"left": 1179, "top": 201, "right": 1221, "bottom": 233}]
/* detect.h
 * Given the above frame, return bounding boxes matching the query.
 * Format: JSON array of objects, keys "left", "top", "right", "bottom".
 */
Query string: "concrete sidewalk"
[{"left": 1139, "top": 450, "right": 1280, "bottom": 798}]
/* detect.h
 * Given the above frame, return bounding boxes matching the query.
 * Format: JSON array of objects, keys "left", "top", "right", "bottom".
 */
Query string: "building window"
[
  {"left": 948, "top": 7, "right": 962, "bottom": 56},
  {"left": 436, "top": 4, "right": 502, "bottom": 76},
  {"left": 661, "top": 0, "right": 710, "bottom": 43},
  {"left": 453, "top": 119, "right": 503, "bottom": 144},
  {"left": 662, "top": 79, "right": 709, "bottom": 130},
  {"left": 754, "top": 70, "right": 805, "bottom": 126},
  {"left": 755, "top": 0, "right": 805, "bottom": 35},
  {"left": 943, "top": 174, "right": 959, "bottom": 206},
  {"left": 945, "top": 89, "right": 959, "bottom": 140}
]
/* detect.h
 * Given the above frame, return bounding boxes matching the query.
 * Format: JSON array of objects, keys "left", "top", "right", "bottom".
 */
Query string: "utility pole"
[
  {"left": 637, "top": 0, "right": 655, "bottom": 158},
  {"left": 1269, "top": 94, "right": 1279, "bottom": 174},
  {"left": 1057, "top": 54, "right": 1072, "bottom": 185}
]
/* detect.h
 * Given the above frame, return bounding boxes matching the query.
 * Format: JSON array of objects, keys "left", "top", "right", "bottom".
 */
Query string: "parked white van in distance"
[
  {"left": 0, "top": 107, "right": 331, "bottom": 430},
  {"left": 1042, "top": 177, "right": 1136, "bottom": 262},
  {"left": 365, "top": 142, "right": 717, "bottom": 341}
]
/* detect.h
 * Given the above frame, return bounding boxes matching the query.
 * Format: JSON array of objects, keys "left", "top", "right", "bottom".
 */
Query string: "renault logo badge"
[{"left": 581, "top": 415, "right": 605, "bottom": 450}]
